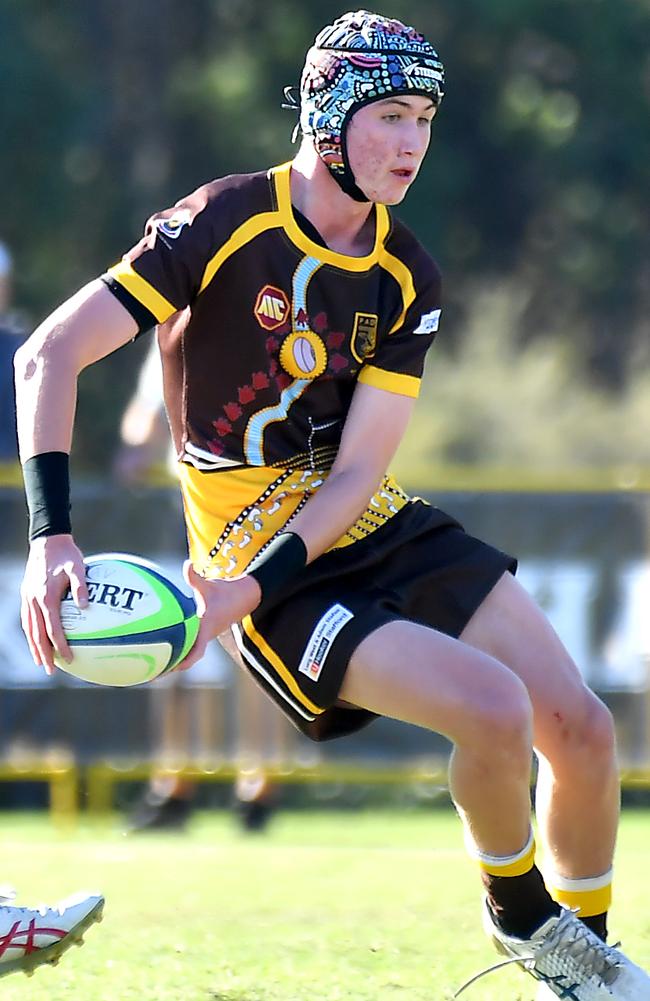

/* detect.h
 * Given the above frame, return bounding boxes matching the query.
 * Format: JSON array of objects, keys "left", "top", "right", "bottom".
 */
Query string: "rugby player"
[{"left": 14, "top": 11, "right": 650, "bottom": 998}]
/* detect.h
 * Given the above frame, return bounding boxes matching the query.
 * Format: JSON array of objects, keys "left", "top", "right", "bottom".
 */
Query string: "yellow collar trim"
[{"left": 271, "top": 162, "right": 390, "bottom": 271}]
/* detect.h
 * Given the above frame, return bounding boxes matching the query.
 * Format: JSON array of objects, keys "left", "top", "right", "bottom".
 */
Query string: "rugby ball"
[{"left": 54, "top": 553, "right": 199, "bottom": 687}]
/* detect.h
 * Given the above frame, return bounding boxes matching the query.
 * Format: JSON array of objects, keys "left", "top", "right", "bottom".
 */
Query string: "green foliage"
[
  {"left": 1, "top": 0, "right": 649, "bottom": 468},
  {"left": 395, "top": 278, "right": 650, "bottom": 486},
  {"left": 0, "top": 810, "right": 648, "bottom": 1000}
]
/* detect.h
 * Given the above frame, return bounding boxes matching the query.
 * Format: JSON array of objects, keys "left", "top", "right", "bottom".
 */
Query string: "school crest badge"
[{"left": 351, "top": 312, "right": 378, "bottom": 362}]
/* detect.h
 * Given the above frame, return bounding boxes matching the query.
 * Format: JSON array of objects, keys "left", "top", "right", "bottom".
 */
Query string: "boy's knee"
[
  {"left": 544, "top": 687, "right": 617, "bottom": 767},
  {"left": 573, "top": 692, "right": 616, "bottom": 760},
  {"left": 460, "top": 673, "right": 534, "bottom": 759}
]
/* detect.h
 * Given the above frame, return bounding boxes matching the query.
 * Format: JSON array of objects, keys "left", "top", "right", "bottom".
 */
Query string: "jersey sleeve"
[
  {"left": 358, "top": 257, "right": 441, "bottom": 399},
  {"left": 102, "top": 185, "right": 218, "bottom": 329}
]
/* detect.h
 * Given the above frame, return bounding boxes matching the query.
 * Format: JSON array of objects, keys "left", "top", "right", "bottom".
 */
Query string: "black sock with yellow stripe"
[
  {"left": 545, "top": 869, "right": 613, "bottom": 943},
  {"left": 471, "top": 828, "right": 560, "bottom": 940},
  {"left": 483, "top": 867, "right": 561, "bottom": 940}
]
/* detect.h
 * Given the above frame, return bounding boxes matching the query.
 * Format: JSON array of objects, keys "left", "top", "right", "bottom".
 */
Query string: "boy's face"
[{"left": 345, "top": 95, "right": 436, "bottom": 205}]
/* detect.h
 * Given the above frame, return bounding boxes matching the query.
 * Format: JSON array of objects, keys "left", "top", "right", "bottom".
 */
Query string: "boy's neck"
[{"left": 290, "top": 147, "right": 376, "bottom": 257}]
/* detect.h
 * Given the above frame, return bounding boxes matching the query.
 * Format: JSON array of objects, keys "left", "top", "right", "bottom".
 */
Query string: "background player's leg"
[
  {"left": 340, "top": 620, "right": 535, "bottom": 858},
  {"left": 460, "top": 572, "right": 618, "bottom": 934},
  {"left": 234, "top": 669, "right": 284, "bottom": 831},
  {"left": 127, "top": 681, "right": 194, "bottom": 832}
]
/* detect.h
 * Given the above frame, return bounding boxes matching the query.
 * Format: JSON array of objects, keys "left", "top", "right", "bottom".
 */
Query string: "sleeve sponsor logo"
[
  {"left": 298, "top": 603, "right": 354, "bottom": 682},
  {"left": 413, "top": 308, "right": 441, "bottom": 334},
  {"left": 254, "top": 284, "right": 291, "bottom": 331},
  {"left": 156, "top": 208, "right": 192, "bottom": 240}
]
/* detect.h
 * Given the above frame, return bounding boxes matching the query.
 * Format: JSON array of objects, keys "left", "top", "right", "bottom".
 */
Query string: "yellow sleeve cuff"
[
  {"left": 358, "top": 365, "right": 421, "bottom": 399},
  {"left": 106, "top": 260, "right": 177, "bottom": 323}
]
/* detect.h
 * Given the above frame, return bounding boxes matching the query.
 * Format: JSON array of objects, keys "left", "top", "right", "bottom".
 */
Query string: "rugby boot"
[
  {"left": 0, "top": 889, "right": 104, "bottom": 978},
  {"left": 126, "top": 789, "right": 192, "bottom": 832},
  {"left": 483, "top": 903, "right": 650, "bottom": 1000}
]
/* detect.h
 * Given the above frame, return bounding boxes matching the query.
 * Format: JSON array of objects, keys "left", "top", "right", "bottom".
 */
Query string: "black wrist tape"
[
  {"left": 247, "top": 532, "right": 308, "bottom": 602},
  {"left": 22, "top": 452, "right": 72, "bottom": 541}
]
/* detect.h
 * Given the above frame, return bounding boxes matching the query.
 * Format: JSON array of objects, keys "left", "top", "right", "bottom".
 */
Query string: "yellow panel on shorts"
[
  {"left": 178, "top": 463, "right": 325, "bottom": 579},
  {"left": 178, "top": 462, "right": 413, "bottom": 578},
  {"left": 327, "top": 475, "right": 412, "bottom": 550}
]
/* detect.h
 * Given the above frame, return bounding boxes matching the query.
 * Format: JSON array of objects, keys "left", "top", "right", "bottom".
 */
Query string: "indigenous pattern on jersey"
[{"left": 103, "top": 162, "right": 441, "bottom": 576}]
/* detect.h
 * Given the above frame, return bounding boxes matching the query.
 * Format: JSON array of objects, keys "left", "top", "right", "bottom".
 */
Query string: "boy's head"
[{"left": 299, "top": 10, "right": 444, "bottom": 202}]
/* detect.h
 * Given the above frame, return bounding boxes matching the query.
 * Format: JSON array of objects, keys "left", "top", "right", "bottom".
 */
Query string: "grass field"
[{"left": 0, "top": 808, "right": 648, "bottom": 1001}]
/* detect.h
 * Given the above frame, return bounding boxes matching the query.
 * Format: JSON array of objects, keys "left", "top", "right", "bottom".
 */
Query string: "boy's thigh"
[
  {"left": 340, "top": 617, "right": 528, "bottom": 740},
  {"left": 459, "top": 571, "right": 596, "bottom": 750},
  {"left": 460, "top": 571, "right": 585, "bottom": 699}
]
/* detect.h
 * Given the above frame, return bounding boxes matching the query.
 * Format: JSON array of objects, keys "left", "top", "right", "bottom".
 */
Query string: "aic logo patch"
[{"left": 254, "top": 285, "right": 290, "bottom": 331}]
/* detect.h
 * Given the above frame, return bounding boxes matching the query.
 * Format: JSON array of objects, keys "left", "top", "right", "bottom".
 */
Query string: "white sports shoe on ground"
[
  {"left": 482, "top": 904, "right": 650, "bottom": 1000},
  {"left": 0, "top": 890, "right": 104, "bottom": 978}
]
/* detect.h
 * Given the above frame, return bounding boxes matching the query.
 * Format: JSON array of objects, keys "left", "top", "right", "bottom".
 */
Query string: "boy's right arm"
[{"left": 14, "top": 279, "right": 140, "bottom": 673}]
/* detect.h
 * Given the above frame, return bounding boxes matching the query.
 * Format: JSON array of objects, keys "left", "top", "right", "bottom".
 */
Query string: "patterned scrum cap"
[{"left": 299, "top": 10, "right": 444, "bottom": 192}]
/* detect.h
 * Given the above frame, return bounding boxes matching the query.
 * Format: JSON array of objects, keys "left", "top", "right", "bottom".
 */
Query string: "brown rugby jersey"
[{"left": 103, "top": 161, "right": 442, "bottom": 579}]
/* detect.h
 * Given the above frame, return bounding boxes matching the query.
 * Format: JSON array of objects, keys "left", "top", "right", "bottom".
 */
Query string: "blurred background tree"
[{"left": 1, "top": 0, "right": 648, "bottom": 480}]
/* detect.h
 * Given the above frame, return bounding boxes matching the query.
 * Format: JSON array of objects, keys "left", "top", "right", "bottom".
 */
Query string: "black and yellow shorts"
[{"left": 230, "top": 500, "right": 516, "bottom": 742}]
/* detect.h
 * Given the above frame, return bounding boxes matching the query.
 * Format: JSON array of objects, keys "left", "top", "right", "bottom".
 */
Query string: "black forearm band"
[
  {"left": 22, "top": 452, "right": 72, "bottom": 541},
  {"left": 247, "top": 532, "right": 308, "bottom": 603}
]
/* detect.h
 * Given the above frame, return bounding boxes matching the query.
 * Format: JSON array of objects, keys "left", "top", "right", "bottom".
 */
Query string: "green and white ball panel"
[
  {"left": 60, "top": 640, "right": 183, "bottom": 687},
  {"left": 55, "top": 554, "right": 199, "bottom": 687}
]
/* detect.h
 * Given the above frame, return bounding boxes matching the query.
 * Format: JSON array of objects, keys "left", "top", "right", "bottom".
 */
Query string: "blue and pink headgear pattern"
[{"left": 299, "top": 10, "right": 445, "bottom": 201}]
